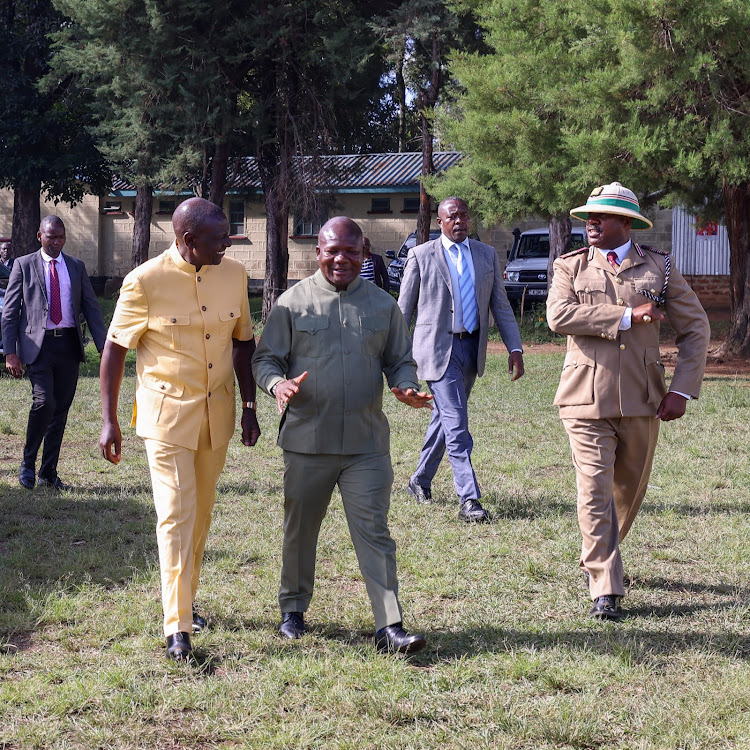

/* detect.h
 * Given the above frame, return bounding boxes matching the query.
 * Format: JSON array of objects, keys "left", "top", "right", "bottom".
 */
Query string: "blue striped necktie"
[{"left": 454, "top": 243, "right": 477, "bottom": 333}]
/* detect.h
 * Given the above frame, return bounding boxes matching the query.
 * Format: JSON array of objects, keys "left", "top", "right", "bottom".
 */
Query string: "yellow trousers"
[{"left": 144, "top": 410, "right": 228, "bottom": 636}]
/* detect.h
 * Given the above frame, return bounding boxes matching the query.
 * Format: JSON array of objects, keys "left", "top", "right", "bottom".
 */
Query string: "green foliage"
[
  {"left": 0, "top": 0, "right": 109, "bottom": 202},
  {"left": 435, "top": 0, "right": 750, "bottom": 223}
]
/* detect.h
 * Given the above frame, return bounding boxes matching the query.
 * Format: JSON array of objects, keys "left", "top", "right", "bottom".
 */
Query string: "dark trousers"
[{"left": 22, "top": 331, "right": 80, "bottom": 480}]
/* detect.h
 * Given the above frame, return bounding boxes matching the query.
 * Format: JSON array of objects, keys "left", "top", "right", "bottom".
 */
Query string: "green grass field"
[{"left": 1, "top": 325, "right": 750, "bottom": 749}]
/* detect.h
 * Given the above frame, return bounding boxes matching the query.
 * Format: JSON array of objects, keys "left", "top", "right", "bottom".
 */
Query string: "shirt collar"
[
  {"left": 313, "top": 268, "right": 363, "bottom": 293},
  {"left": 40, "top": 249, "right": 64, "bottom": 264},
  {"left": 440, "top": 234, "right": 469, "bottom": 253},
  {"left": 597, "top": 239, "right": 632, "bottom": 265},
  {"left": 168, "top": 242, "right": 199, "bottom": 274}
]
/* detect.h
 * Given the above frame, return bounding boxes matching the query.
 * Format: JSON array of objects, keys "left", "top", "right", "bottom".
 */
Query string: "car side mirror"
[{"left": 385, "top": 250, "right": 395, "bottom": 259}]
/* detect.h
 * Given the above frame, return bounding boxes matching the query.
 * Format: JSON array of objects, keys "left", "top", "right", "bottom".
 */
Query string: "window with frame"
[
  {"left": 293, "top": 210, "right": 328, "bottom": 237},
  {"left": 369, "top": 197, "right": 391, "bottom": 213},
  {"left": 158, "top": 200, "right": 175, "bottom": 214},
  {"left": 229, "top": 201, "right": 245, "bottom": 236},
  {"left": 102, "top": 201, "right": 122, "bottom": 214},
  {"left": 402, "top": 197, "right": 420, "bottom": 213}
]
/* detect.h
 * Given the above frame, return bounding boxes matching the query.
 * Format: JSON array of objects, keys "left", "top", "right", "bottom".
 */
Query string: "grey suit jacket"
[
  {"left": 398, "top": 237, "right": 522, "bottom": 382},
  {"left": 1, "top": 250, "right": 107, "bottom": 365}
]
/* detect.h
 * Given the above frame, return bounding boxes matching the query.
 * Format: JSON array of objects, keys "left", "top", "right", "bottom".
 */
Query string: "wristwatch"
[{"left": 242, "top": 401, "right": 256, "bottom": 411}]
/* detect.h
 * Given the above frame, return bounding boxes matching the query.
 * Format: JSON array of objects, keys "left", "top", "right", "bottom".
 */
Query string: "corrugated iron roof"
[{"left": 111, "top": 152, "right": 463, "bottom": 194}]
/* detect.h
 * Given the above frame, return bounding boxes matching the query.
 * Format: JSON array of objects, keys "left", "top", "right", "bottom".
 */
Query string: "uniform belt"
[
  {"left": 453, "top": 329, "right": 478, "bottom": 339},
  {"left": 44, "top": 327, "right": 77, "bottom": 337}
]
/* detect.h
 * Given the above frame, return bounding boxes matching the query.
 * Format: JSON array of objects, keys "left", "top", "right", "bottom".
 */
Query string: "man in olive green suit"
[
  {"left": 547, "top": 182, "right": 710, "bottom": 621},
  {"left": 252, "top": 216, "right": 433, "bottom": 654}
]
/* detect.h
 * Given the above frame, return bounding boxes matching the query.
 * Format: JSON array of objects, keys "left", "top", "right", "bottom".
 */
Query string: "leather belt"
[
  {"left": 453, "top": 330, "right": 478, "bottom": 340},
  {"left": 44, "top": 327, "right": 77, "bottom": 337}
]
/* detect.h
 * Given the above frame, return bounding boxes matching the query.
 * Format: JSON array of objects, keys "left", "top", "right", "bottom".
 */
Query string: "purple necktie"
[
  {"left": 606, "top": 251, "right": 619, "bottom": 270},
  {"left": 49, "top": 259, "right": 62, "bottom": 325}
]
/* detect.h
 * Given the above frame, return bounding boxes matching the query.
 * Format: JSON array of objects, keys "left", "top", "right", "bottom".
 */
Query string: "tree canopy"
[
  {"left": 0, "top": 0, "right": 109, "bottom": 255},
  {"left": 434, "top": 0, "right": 750, "bottom": 354}
]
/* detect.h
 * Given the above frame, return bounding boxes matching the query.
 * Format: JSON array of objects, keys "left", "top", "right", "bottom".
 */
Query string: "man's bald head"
[
  {"left": 173, "top": 197, "right": 227, "bottom": 240},
  {"left": 39, "top": 215, "right": 65, "bottom": 233},
  {"left": 173, "top": 197, "right": 231, "bottom": 269},
  {"left": 316, "top": 216, "right": 363, "bottom": 290},
  {"left": 38, "top": 215, "right": 66, "bottom": 257},
  {"left": 318, "top": 216, "right": 363, "bottom": 245}
]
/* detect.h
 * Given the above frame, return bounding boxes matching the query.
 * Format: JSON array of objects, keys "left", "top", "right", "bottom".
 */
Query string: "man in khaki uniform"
[
  {"left": 99, "top": 198, "right": 260, "bottom": 659},
  {"left": 547, "top": 182, "right": 710, "bottom": 620}
]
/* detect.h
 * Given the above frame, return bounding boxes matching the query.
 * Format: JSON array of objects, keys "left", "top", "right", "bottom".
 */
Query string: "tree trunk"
[
  {"left": 547, "top": 213, "right": 572, "bottom": 287},
  {"left": 12, "top": 180, "right": 41, "bottom": 257},
  {"left": 262, "top": 188, "right": 289, "bottom": 321},
  {"left": 132, "top": 184, "right": 153, "bottom": 268},
  {"left": 396, "top": 42, "right": 407, "bottom": 153},
  {"left": 721, "top": 180, "right": 750, "bottom": 356},
  {"left": 416, "top": 106, "right": 435, "bottom": 245},
  {"left": 208, "top": 139, "right": 230, "bottom": 207}
]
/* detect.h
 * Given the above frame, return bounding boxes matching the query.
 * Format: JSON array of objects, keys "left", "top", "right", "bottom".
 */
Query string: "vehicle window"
[{"left": 515, "top": 233, "right": 585, "bottom": 259}]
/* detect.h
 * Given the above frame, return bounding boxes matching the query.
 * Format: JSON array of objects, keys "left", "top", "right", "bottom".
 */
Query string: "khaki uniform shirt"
[
  {"left": 108, "top": 243, "right": 254, "bottom": 449},
  {"left": 252, "top": 270, "right": 420, "bottom": 455},
  {"left": 547, "top": 243, "right": 710, "bottom": 419}
]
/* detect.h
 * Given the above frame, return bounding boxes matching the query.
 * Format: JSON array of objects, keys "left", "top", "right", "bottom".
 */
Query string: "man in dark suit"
[
  {"left": 360, "top": 236, "right": 390, "bottom": 292},
  {"left": 2, "top": 215, "right": 106, "bottom": 490},
  {"left": 398, "top": 197, "right": 524, "bottom": 522}
]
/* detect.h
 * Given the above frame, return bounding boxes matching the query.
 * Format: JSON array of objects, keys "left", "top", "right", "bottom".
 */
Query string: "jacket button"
[
  {"left": 615, "top": 277, "right": 623, "bottom": 285},
  {"left": 171, "top": 317, "right": 176, "bottom": 323},
  {"left": 208, "top": 363, "right": 213, "bottom": 369},
  {"left": 230, "top": 312, "right": 234, "bottom": 317},
  {"left": 651, "top": 288, "right": 657, "bottom": 294},
  {"left": 584, "top": 287, "right": 590, "bottom": 293},
  {"left": 600, "top": 333, "right": 607, "bottom": 338},
  {"left": 619, "top": 344, "right": 626, "bottom": 350},
  {"left": 206, "top": 334, "right": 210, "bottom": 340},
  {"left": 202, "top": 306, "right": 207, "bottom": 311},
  {"left": 617, "top": 299, "right": 624, "bottom": 305},
  {"left": 160, "top": 384, "right": 165, "bottom": 390}
]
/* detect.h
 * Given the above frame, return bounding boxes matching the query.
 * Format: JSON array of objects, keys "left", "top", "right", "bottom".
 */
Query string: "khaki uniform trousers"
[
  {"left": 562, "top": 416, "right": 660, "bottom": 599},
  {"left": 280, "top": 450, "right": 402, "bottom": 631},
  {"left": 144, "top": 408, "right": 228, "bottom": 636}
]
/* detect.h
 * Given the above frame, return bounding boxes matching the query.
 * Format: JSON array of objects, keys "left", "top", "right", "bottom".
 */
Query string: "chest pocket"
[
  {"left": 360, "top": 315, "right": 389, "bottom": 357},
  {"left": 632, "top": 274, "right": 663, "bottom": 301},
  {"left": 293, "top": 314, "right": 330, "bottom": 357},
  {"left": 219, "top": 306, "right": 242, "bottom": 334},
  {"left": 573, "top": 275, "right": 607, "bottom": 304},
  {"left": 158, "top": 314, "right": 190, "bottom": 350}
]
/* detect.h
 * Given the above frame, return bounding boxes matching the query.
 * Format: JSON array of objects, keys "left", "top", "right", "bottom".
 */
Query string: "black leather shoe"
[
  {"left": 407, "top": 478, "right": 432, "bottom": 504},
  {"left": 458, "top": 498, "right": 490, "bottom": 523},
  {"left": 166, "top": 631, "right": 192, "bottom": 660},
  {"left": 590, "top": 595, "right": 625, "bottom": 621},
  {"left": 375, "top": 622, "right": 426, "bottom": 655},
  {"left": 192, "top": 610, "right": 207, "bottom": 633},
  {"left": 37, "top": 476, "right": 72, "bottom": 491},
  {"left": 279, "top": 612, "right": 306, "bottom": 639},
  {"left": 19, "top": 474, "right": 35, "bottom": 490}
]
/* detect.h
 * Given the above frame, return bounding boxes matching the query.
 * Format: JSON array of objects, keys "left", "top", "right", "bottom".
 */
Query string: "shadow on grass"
[
  {"left": 0, "top": 481, "right": 156, "bottom": 636},
  {"left": 408, "top": 620, "right": 750, "bottom": 665}
]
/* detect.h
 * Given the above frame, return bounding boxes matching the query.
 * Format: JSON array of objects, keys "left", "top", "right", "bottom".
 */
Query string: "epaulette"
[
  {"left": 559, "top": 246, "right": 588, "bottom": 259},
  {"left": 638, "top": 244, "right": 670, "bottom": 256}
]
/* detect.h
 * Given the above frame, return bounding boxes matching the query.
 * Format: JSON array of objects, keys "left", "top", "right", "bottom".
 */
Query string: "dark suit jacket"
[
  {"left": 371, "top": 253, "right": 390, "bottom": 292},
  {"left": 398, "top": 237, "right": 522, "bottom": 382},
  {"left": 1, "top": 250, "right": 107, "bottom": 365}
]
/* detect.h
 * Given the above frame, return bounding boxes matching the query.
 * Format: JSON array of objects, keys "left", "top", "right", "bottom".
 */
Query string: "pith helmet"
[{"left": 570, "top": 182, "right": 653, "bottom": 230}]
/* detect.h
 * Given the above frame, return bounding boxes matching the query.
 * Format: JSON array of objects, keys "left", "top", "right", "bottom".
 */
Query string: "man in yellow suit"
[{"left": 99, "top": 198, "right": 261, "bottom": 659}]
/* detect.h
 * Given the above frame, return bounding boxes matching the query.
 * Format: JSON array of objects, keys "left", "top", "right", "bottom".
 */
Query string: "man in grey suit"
[
  {"left": 398, "top": 197, "right": 524, "bottom": 522},
  {"left": 2, "top": 215, "right": 106, "bottom": 490}
]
